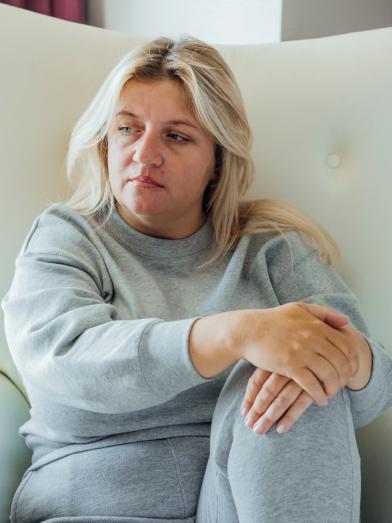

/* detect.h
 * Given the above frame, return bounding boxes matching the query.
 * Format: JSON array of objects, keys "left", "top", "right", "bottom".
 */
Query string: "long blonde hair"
[{"left": 65, "top": 35, "right": 341, "bottom": 272}]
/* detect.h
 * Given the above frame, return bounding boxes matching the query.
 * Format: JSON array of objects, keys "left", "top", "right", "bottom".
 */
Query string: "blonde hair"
[{"left": 64, "top": 35, "right": 341, "bottom": 272}]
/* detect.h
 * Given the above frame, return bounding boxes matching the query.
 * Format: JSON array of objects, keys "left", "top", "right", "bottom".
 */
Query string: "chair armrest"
[{"left": 0, "top": 373, "right": 32, "bottom": 522}]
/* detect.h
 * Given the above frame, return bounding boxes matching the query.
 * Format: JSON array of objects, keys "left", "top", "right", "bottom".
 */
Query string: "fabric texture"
[{"left": 2, "top": 202, "right": 392, "bottom": 521}]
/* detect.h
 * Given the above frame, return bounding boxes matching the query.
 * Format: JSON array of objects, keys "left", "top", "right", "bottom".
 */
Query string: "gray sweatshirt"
[{"left": 2, "top": 203, "right": 392, "bottom": 466}]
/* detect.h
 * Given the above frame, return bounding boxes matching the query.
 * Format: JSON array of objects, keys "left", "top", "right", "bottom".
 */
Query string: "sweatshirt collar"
[{"left": 103, "top": 206, "right": 214, "bottom": 259}]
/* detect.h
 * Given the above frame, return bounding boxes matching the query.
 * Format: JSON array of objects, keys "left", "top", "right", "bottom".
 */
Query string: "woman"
[{"left": 2, "top": 35, "right": 392, "bottom": 522}]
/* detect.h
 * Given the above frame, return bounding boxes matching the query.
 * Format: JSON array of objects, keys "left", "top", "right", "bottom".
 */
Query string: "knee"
[{"left": 210, "top": 362, "right": 359, "bottom": 471}]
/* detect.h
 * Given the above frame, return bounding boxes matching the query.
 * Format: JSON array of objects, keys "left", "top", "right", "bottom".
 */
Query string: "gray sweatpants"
[{"left": 11, "top": 360, "right": 360, "bottom": 522}]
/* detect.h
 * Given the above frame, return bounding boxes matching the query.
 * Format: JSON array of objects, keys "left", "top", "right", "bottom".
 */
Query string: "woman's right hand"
[{"left": 233, "top": 302, "right": 359, "bottom": 406}]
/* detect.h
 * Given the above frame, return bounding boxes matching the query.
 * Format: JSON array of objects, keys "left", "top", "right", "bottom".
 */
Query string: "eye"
[
  {"left": 167, "top": 133, "right": 189, "bottom": 143},
  {"left": 118, "top": 127, "right": 190, "bottom": 143},
  {"left": 119, "top": 126, "right": 138, "bottom": 135}
]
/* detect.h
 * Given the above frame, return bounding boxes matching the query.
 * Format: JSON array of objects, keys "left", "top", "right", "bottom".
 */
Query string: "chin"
[{"left": 119, "top": 200, "right": 164, "bottom": 218}]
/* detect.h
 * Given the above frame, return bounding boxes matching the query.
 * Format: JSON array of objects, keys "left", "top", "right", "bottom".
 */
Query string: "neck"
[{"left": 115, "top": 202, "right": 206, "bottom": 240}]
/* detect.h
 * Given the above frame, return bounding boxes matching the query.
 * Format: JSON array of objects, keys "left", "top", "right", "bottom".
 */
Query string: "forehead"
[
  {"left": 112, "top": 78, "right": 210, "bottom": 137},
  {"left": 116, "top": 78, "right": 192, "bottom": 114}
]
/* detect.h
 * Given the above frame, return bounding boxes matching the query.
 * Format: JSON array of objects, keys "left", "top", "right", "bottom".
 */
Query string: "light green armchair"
[
  {"left": 1, "top": 3, "right": 391, "bottom": 522},
  {"left": 0, "top": 374, "right": 31, "bottom": 521}
]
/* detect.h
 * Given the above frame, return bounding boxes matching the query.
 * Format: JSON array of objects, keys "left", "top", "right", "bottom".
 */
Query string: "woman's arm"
[
  {"left": 188, "top": 311, "right": 241, "bottom": 378},
  {"left": 269, "top": 231, "right": 392, "bottom": 430},
  {"left": 1, "top": 250, "right": 222, "bottom": 414}
]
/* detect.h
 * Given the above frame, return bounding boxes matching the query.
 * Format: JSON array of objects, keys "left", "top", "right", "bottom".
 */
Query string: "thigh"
[
  {"left": 196, "top": 361, "right": 253, "bottom": 523},
  {"left": 165, "top": 435, "right": 210, "bottom": 518},
  {"left": 11, "top": 437, "right": 207, "bottom": 523},
  {"left": 196, "top": 455, "right": 240, "bottom": 523}
]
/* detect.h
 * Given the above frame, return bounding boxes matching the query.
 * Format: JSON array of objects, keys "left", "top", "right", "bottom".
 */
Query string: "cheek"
[
  {"left": 108, "top": 143, "right": 131, "bottom": 176},
  {"left": 107, "top": 142, "right": 116, "bottom": 169},
  {"left": 177, "top": 167, "right": 211, "bottom": 197}
]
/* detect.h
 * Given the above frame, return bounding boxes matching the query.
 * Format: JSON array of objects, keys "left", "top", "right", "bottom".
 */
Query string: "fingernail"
[
  {"left": 240, "top": 407, "right": 246, "bottom": 416},
  {"left": 245, "top": 415, "right": 253, "bottom": 428},
  {"left": 253, "top": 419, "right": 261, "bottom": 429},
  {"left": 254, "top": 423, "right": 266, "bottom": 435},
  {"left": 277, "top": 424, "right": 287, "bottom": 433}
]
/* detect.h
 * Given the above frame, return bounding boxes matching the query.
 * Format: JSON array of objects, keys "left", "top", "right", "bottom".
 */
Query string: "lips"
[{"left": 129, "top": 176, "right": 163, "bottom": 187}]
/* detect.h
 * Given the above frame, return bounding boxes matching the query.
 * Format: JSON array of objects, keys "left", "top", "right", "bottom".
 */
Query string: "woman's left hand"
[{"left": 240, "top": 368, "right": 314, "bottom": 435}]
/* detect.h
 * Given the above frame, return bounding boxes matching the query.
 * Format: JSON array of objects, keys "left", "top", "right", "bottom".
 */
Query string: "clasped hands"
[{"left": 240, "top": 303, "right": 365, "bottom": 435}]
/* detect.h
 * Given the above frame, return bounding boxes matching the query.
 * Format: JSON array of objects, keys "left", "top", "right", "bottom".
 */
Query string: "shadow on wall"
[{"left": 281, "top": 0, "right": 392, "bottom": 41}]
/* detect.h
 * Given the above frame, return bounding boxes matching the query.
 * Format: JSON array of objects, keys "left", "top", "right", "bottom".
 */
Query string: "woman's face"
[{"left": 107, "top": 78, "right": 216, "bottom": 239}]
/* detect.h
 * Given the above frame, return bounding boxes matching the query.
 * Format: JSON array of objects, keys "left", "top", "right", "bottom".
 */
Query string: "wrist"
[
  {"left": 222, "top": 309, "right": 248, "bottom": 360},
  {"left": 188, "top": 311, "right": 242, "bottom": 378},
  {"left": 224, "top": 308, "right": 264, "bottom": 361}
]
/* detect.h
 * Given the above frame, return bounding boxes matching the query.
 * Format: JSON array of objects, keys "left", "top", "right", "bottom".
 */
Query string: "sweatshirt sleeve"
[
  {"left": 270, "top": 231, "right": 392, "bottom": 430},
  {"left": 1, "top": 212, "right": 214, "bottom": 415}
]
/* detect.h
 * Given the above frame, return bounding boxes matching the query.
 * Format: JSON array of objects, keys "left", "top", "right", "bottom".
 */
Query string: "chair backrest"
[{"left": 1, "top": 4, "right": 391, "bottom": 520}]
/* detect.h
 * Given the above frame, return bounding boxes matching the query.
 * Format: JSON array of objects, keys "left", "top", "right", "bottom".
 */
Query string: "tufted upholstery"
[{"left": 0, "top": 3, "right": 391, "bottom": 521}]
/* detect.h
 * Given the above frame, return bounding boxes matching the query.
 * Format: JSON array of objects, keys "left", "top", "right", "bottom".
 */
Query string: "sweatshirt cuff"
[
  {"left": 138, "top": 317, "right": 215, "bottom": 396},
  {"left": 346, "top": 334, "right": 392, "bottom": 422}
]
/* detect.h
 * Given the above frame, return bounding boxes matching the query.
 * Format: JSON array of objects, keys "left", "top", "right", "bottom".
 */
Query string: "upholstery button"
[{"left": 326, "top": 153, "right": 341, "bottom": 168}]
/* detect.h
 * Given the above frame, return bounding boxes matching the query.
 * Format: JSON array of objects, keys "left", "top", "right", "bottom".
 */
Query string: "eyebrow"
[{"left": 114, "top": 110, "right": 201, "bottom": 132}]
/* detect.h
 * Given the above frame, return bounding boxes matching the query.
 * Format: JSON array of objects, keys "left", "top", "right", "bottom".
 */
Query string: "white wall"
[
  {"left": 87, "top": 0, "right": 392, "bottom": 44},
  {"left": 282, "top": 0, "right": 392, "bottom": 40},
  {"left": 87, "top": 0, "right": 282, "bottom": 44}
]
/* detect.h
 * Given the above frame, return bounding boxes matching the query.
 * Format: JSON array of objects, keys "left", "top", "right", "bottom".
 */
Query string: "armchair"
[{"left": 1, "top": 4, "right": 391, "bottom": 521}]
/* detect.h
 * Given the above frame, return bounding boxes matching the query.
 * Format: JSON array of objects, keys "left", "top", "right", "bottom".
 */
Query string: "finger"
[
  {"left": 243, "top": 373, "right": 291, "bottom": 428},
  {"left": 252, "top": 373, "right": 291, "bottom": 415},
  {"left": 324, "top": 314, "right": 350, "bottom": 329},
  {"left": 312, "top": 324, "right": 358, "bottom": 386},
  {"left": 300, "top": 302, "right": 349, "bottom": 327},
  {"left": 240, "top": 368, "right": 271, "bottom": 417},
  {"left": 325, "top": 325, "right": 360, "bottom": 375},
  {"left": 297, "top": 321, "right": 358, "bottom": 394},
  {"left": 252, "top": 380, "right": 303, "bottom": 435},
  {"left": 314, "top": 335, "right": 353, "bottom": 390},
  {"left": 275, "top": 390, "right": 314, "bottom": 433},
  {"left": 304, "top": 352, "right": 343, "bottom": 398},
  {"left": 325, "top": 334, "right": 353, "bottom": 387},
  {"left": 289, "top": 366, "right": 329, "bottom": 406}
]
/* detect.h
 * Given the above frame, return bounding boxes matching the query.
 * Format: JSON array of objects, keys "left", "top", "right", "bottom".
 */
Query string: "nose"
[{"left": 132, "top": 130, "right": 163, "bottom": 167}]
